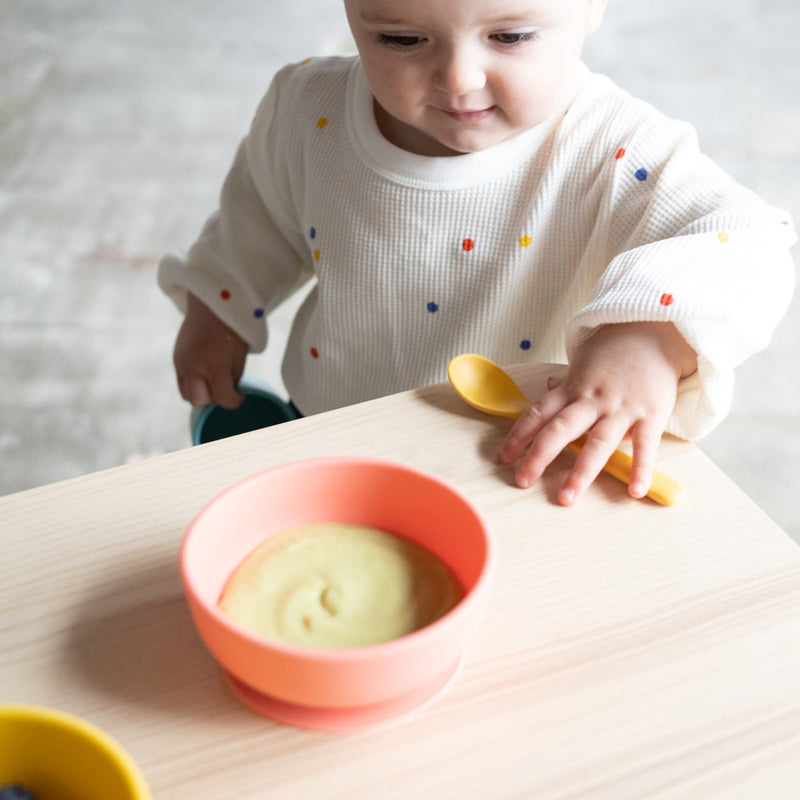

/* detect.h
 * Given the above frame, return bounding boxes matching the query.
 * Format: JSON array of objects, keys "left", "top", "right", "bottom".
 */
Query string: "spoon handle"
[{"left": 567, "top": 435, "right": 684, "bottom": 506}]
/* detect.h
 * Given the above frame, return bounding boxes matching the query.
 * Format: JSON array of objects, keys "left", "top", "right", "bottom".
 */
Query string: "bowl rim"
[
  {"left": 190, "top": 378, "right": 298, "bottom": 445},
  {"left": 180, "top": 456, "right": 494, "bottom": 662},
  {"left": 0, "top": 704, "right": 151, "bottom": 797}
]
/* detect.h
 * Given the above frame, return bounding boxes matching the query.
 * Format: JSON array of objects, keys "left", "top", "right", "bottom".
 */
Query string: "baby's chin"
[
  {"left": 427, "top": 132, "right": 515, "bottom": 157},
  {"left": 414, "top": 128, "right": 510, "bottom": 157},
  {"left": 426, "top": 119, "right": 542, "bottom": 156}
]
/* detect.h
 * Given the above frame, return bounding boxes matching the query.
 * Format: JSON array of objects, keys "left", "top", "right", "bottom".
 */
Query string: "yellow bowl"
[{"left": 0, "top": 705, "right": 150, "bottom": 800}]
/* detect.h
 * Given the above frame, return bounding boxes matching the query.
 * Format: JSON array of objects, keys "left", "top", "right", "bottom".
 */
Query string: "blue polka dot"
[
  {"left": 427, "top": 302, "right": 439, "bottom": 313},
  {"left": 520, "top": 339, "right": 531, "bottom": 350},
  {"left": 635, "top": 168, "right": 648, "bottom": 181},
  {"left": 310, "top": 227, "right": 316, "bottom": 239},
  {"left": 254, "top": 308, "right": 264, "bottom": 319}
]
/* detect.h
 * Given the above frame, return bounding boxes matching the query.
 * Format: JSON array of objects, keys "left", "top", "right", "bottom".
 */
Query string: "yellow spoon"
[{"left": 447, "top": 353, "right": 684, "bottom": 506}]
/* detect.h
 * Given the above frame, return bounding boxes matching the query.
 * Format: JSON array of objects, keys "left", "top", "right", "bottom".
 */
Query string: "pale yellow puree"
[{"left": 218, "top": 522, "right": 463, "bottom": 648}]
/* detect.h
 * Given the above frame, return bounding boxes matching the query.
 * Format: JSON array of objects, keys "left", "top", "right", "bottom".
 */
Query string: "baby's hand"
[
  {"left": 495, "top": 322, "right": 697, "bottom": 505},
  {"left": 172, "top": 293, "right": 248, "bottom": 408}
]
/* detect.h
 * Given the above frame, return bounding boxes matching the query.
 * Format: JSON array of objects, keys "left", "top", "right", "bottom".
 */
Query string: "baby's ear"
[{"left": 586, "top": 0, "right": 609, "bottom": 35}]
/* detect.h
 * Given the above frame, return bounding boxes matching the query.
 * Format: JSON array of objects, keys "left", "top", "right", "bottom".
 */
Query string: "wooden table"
[{"left": 3, "top": 363, "right": 800, "bottom": 799}]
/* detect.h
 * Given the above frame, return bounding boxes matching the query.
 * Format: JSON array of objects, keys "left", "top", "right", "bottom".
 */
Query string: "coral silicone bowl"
[{"left": 180, "top": 457, "right": 493, "bottom": 730}]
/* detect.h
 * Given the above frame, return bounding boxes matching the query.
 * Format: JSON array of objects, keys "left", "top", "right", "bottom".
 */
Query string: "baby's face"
[{"left": 345, "top": 0, "right": 607, "bottom": 156}]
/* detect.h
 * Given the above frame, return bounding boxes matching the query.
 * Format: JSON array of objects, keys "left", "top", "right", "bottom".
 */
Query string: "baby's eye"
[
  {"left": 378, "top": 34, "right": 424, "bottom": 49},
  {"left": 491, "top": 31, "right": 540, "bottom": 46}
]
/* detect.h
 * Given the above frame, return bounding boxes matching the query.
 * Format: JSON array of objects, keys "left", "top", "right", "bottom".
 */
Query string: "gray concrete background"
[{"left": 1, "top": 0, "right": 798, "bottom": 540}]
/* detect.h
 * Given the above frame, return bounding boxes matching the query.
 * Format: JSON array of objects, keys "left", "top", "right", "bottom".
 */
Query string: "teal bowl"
[{"left": 190, "top": 377, "right": 298, "bottom": 445}]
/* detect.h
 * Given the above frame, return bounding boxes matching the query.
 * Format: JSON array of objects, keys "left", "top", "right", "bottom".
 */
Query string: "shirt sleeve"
[
  {"left": 565, "top": 115, "right": 797, "bottom": 440},
  {"left": 158, "top": 66, "right": 312, "bottom": 353}
]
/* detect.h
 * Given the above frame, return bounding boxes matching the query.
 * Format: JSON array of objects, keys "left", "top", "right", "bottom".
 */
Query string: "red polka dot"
[
  {"left": 615, "top": 148, "right": 626, "bottom": 160},
  {"left": 462, "top": 238, "right": 475, "bottom": 252},
  {"left": 220, "top": 289, "right": 231, "bottom": 300},
  {"left": 660, "top": 293, "right": 674, "bottom": 307},
  {"left": 310, "top": 347, "right": 319, "bottom": 359}
]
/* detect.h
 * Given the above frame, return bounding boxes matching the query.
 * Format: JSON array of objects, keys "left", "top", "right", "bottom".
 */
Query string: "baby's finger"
[
  {"left": 627, "top": 419, "right": 662, "bottom": 499},
  {"left": 209, "top": 373, "right": 245, "bottom": 409},
  {"left": 558, "top": 417, "right": 631, "bottom": 505},
  {"left": 179, "top": 375, "right": 212, "bottom": 407},
  {"left": 509, "top": 401, "right": 598, "bottom": 490},
  {"left": 495, "top": 386, "right": 575, "bottom": 466}
]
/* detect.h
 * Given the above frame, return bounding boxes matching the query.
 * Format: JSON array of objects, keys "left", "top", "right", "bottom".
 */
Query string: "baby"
[{"left": 159, "top": 0, "right": 795, "bottom": 504}]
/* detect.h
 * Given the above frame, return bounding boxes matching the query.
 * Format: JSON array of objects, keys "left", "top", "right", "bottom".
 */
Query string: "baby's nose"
[{"left": 435, "top": 45, "right": 487, "bottom": 96}]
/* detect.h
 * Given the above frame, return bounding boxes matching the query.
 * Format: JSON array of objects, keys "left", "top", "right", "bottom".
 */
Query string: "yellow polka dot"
[
  {"left": 314, "top": 249, "right": 321, "bottom": 261},
  {"left": 520, "top": 235, "right": 532, "bottom": 248},
  {"left": 718, "top": 232, "right": 729, "bottom": 243},
  {"left": 317, "top": 117, "right": 328, "bottom": 129}
]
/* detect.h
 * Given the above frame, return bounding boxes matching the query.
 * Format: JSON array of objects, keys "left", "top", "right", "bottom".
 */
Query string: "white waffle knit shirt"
[{"left": 159, "top": 56, "right": 796, "bottom": 439}]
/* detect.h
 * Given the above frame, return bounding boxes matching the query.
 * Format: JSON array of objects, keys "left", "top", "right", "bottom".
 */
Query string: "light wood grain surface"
[{"left": 3, "top": 363, "right": 800, "bottom": 799}]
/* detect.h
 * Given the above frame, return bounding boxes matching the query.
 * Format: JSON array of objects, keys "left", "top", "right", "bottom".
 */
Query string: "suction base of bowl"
[{"left": 225, "top": 658, "right": 461, "bottom": 732}]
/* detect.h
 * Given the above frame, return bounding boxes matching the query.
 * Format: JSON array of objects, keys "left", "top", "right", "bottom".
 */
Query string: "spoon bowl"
[
  {"left": 447, "top": 353, "right": 684, "bottom": 506},
  {"left": 447, "top": 353, "right": 531, "bottom": 419}
]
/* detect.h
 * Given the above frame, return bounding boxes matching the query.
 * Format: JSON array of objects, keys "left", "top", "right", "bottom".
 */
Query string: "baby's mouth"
[{"left": 442, "top": 106, "right": 496, "bottom": 123}]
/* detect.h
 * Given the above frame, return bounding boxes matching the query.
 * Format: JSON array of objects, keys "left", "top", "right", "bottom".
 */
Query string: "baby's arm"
[
  {"left": 172, "top": 292, "right": 249, "bottom": 408},
  {"left": 161, "top": 67, "right": 317, "bottom": 409},
  {"left": 496, "top": 322, "right": 697, "bottom": 505}
]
